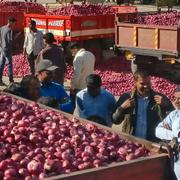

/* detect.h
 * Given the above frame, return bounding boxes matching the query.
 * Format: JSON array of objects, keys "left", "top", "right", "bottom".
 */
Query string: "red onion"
[
  {"left": 0, "top": 94, "right": 149, "bottom": 179},
  {"left": 47, "top": 4, "right": 114, "bottom": 16}
]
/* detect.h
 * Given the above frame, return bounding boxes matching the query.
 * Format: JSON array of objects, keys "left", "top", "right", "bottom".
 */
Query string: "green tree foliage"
[{"left": 156, "top": 0, "right": 176, "bottom": 8}]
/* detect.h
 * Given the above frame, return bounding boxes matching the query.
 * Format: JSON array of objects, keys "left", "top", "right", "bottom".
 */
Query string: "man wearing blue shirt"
[
  {"left": 36, "top": 59, "right": 73, "bottom": 113},
  {"left": 156, "top": 86, "right": 180, "bottom": 180},
  {"left": 74, "top": 74, "right": 116, "bottom": 127},
  {"left": 112, "top": 70, "right": 173, "bottom": 142}
]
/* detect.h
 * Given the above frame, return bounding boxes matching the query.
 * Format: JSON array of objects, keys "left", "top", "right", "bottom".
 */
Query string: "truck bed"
[
  {"left": 115, "top": 18, "right": 180, "bottom": 57},
  {"left": 24, "top": 6, "right": 138, "bottom": 42},
  {"left": 24, "top": 14, "right": 115, "bottom": 41}
]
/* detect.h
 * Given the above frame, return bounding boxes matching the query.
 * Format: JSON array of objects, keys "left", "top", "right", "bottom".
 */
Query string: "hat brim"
[{"left": 46, "top": 65, "right": 59, "bottom": 71}]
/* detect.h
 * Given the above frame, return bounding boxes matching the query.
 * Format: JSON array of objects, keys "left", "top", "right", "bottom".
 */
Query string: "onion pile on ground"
[
  {"left": 65, "top": 58, "right": 177, "bottom": 100},
  {"left": 136, "top": 12, "right": 180, "bottom": 26},
  {"left": 4, "top": 54, "right": 31, "bottom": 78},
  {"left": 0, "top": 95, "right": 149, "bottom": 179},
  {"left": 3, "top": 54, "right": 177, "bottom": 100}
]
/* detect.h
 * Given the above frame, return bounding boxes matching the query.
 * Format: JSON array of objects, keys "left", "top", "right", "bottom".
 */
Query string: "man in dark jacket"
[
  {"left": 36, "top": 33, "right": 66, "bottom": 85},
  {"left": 112, "top": 70, "right": 174, "bottom": 142}
]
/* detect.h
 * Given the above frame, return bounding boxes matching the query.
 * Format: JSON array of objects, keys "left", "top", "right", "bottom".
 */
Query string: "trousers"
[{"left": 0, "top": 51, "right": 13, "bottom": 82}]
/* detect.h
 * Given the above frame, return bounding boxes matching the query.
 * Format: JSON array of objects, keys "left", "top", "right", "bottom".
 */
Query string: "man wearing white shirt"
[
  {"left": 69, "top": 42, "right": 95, "bottom": 107},
  {"left": 23, "top": 20, "right": 44, "bottom": 75},
  {"left": 156, "top": 86, "right": 180, "bottom": 180}
]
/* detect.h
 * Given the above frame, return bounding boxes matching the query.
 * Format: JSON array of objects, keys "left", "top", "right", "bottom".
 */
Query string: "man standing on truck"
[
  {"left": 23, "top": 20, "right": 44, "bottom": 75},
  {"left": 112, "top": 70, "right": 173, "bottom": 142},
  {"left": 0, "top": 17, "right": 17, "bottom": 85},
  {"left": 69, "top": 42, "right": 95, "bottom": 108}
]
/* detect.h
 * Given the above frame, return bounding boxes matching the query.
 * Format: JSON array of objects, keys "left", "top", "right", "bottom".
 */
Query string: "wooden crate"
[
  {"left": 43, "top": 115, "right": 172, "bottom": 180},
  {"left": 0, "top": 93, "right": 172, "bottom": 180},
  {"left": 45, "top": 154, "right": 170, "bottom": 180}
]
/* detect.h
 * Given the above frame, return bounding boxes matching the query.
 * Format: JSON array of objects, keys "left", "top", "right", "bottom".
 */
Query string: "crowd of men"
[{"left": 0, "top": 17, "right": 180, "bottom": 179}]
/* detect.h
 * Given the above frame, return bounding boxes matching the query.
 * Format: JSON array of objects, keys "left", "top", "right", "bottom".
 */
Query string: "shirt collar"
[
  {"left": 47, "top": 44, "right": 55, "bottom": 48},
  {"left": 6, "top": 24, "right": 11, "bottom": 30},
  {"left": 137, "top": 93, "right": 149, "bottom": 100},
  {"left": 74, "top": 49, "right": 85, "bottom": 62},
  {"left": 86, "top": 87, "right": 104, "bottom": 97},
  {"left": 40, "top": 81, "right": 53, "bottom": 87},
  {"left": 175, "top": 109, "right": 180, "bottom": 112},
  {"left": 77, "top": 48, "right": 85, "bottom": 54}
]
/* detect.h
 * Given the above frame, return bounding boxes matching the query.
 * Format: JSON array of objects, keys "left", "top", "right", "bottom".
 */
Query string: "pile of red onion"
[
  {"left": 0, "top": 95, "right": 149, "bottom": 179},
  {"left": 136, "top": 12, "right": 180, "bottom": 26},
  {"left": 0, "top": 1, "right": 46, "bottom": 13},
  {"left": 4, "top": 54, "right": 31, "bottom": 78},
  {"left": 65, "top": 58, "right": 177, "bottom": 100},
  {"left": 3, "top": 54, "right": 177, "bottom": 100},
  {"left": 47, "top": 4, "right": 115, "bottom": 16}
]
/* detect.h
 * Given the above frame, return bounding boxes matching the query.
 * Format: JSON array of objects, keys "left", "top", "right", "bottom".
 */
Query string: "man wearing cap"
[
  {"left": 69, "top": 42, "right": 95, "bottom": 107},
  {"left": 74, "top": 74, "right": 116, "bottom": 127},
  {"left": 36, "top": 59, "right": 73, "bottom": 113},
  {"left": 37, "top": 32, "right": 66, "bottom": 85},
  {"left": 23, "top": 20, "right": 44, "bottom": 75},
  {"left": 156, "top": 86, "right": 180, "bottom": 180},
  {"left": 0, "top": 17, "right": 17, "bottom": 85}
]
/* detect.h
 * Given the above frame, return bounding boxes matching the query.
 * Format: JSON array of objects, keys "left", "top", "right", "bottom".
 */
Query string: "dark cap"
[
  {"left": 30, "top": 20, "right": 36, "bottom": 26},
  {"left": 43, "top": 33, "right": 56, "bottom": 43},
  {"left": 36, "top": 59, "right": 59, "bottom": 72},
  {"left": 86, "top": 74, "right": 102, "bottom": 88},
  {"left": 69, "top": 41, "right": 80, "bottom": 49},
  {"left": 175, "top": 85, "right": 180, "bottom": 93}
]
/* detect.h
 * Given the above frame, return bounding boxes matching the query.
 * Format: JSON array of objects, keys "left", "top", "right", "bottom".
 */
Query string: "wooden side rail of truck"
[{"left": 115, "top": 16, "right": 180, "bottom": 83}]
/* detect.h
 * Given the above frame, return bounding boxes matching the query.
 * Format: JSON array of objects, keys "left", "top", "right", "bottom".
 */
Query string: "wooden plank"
[
  {"left": 116, "top": 22, "right": 179, "bottom": 31},
  {"left": 115, "top": 21, "right": 180, "bottom": 54},
  {"left": 45, "top": 154, "right": 170, "bottom": 180},
  {"left": 138, "top": 28, "right": 155, "bottom": 49},
  {"left": 117, "top": 26, "right": 134, "bottom": 47},
  {"left": 159, "top": 29, "right": 178, "bottom": 53}
]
